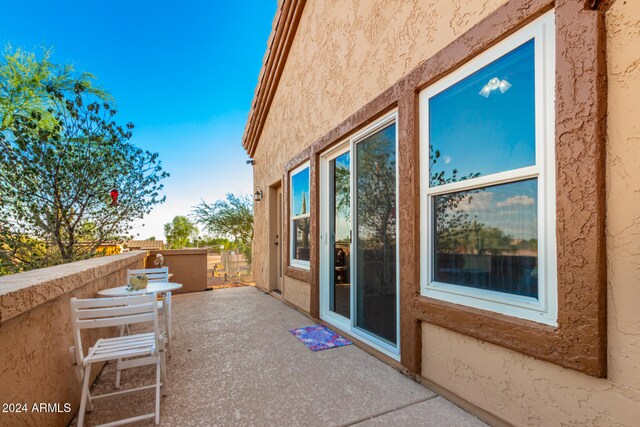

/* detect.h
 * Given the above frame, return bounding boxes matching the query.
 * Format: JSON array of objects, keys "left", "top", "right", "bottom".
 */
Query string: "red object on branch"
[{"left": 110, "top": 189, "right": 119, "bottom": 206}]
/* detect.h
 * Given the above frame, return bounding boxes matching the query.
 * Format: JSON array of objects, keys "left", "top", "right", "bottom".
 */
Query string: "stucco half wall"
[
  {"left": 0, "top": 252, "right": 146, "bottom": 427},
  {"left": 146, "top": 249, "right": 208, "bottom": 294}
]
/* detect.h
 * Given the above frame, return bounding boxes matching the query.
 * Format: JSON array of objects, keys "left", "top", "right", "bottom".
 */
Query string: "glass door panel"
[
  {"left": 354, "top": 123, "right": 397, "bottom": 345},
  {"left": 329, "top": 151, "right": 351, "bottom": 318}
]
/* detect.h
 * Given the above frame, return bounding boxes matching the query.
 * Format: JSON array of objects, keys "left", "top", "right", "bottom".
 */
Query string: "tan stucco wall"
[
  {"left": 251, "top": 0, "right": 640, "bottom": 424},
  {"left": 0, "top": 252, "right": 146, "bottom": 427},
  {"left": 284, "top": 276, "right": 311, "bottom": 313},
  {"left": 422, "top": 323, "right": 640, "bottom": 426},
  {"left": 420, "top": 2, "right": 640, "bottom": 425},
  {"left": 146, "top": 249, "right": 207, "bottom": 294},
  {"left": 252, "top": 0, "right": 507, "bottom": 307}
]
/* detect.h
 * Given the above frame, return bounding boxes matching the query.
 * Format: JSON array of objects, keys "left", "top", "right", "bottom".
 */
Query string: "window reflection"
[
  {"left": 434, "top": 179, "right": 538, "bottom": 298},
  {"left": 355, "top": 123, "right": 397, "bottom": 344},
  {"left": 330, "top": 151, "right": 351, "bottom": 318},
  {"left": 293, "top": 217, "right": 310, "bottom": 261},
  {"left": 429, "top": 39, "right": 536, "bottom": 186},
  {"left": 291, "top": 167, "right": 310, "bottom": 216}
]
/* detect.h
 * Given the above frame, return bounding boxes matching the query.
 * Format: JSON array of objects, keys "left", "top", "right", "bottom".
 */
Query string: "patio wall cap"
[
  {"left": 148, "top": 248, "right": 208, "bottom": 255},
  {"left": 0, "top": 251, "right": 147, "bottom": 324}
]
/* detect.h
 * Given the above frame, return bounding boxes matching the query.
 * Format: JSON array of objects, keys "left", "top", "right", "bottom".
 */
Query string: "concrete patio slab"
[
  {"left": 73, "top": 287, "right": 484, "bottom": 426},
  {"left": 353, "top": 397, "right": 486, "bottom": 427}
]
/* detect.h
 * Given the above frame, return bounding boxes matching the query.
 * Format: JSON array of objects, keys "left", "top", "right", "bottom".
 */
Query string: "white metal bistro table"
[
  {"left": 97, "top": 282, "right": 182, "bottom": 297},
  {"left": 97, "top": 282, "right": 182, "bottom": 361}
]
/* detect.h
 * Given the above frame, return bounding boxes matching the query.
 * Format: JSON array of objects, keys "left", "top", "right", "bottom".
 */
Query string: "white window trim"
[
  {"left": 418, "top": 10, "right": 557, "bottom": 326},
  {"left": 290, "top": 161, "right": 311, "bottom": 270}
]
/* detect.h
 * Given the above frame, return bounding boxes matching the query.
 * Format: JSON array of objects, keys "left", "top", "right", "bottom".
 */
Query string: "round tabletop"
[{"left": 97, "top": 282, "right": 182, "bottom": 297}]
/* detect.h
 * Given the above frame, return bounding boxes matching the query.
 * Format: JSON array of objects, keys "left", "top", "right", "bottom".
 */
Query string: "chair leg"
[
  {"left": 77, "top": 365, "right": 91, "bottom": 427},
  {"left": 115, "top": 360, "right": 122, "bottom": 388},
  {"left": 155, "top": 359, "right": 161, "bottom": 425},
  {"left": 164, "top": 315, "right": 171, "bottom": 358},
  {"left": 160, "top": 350, "right": 169, "bottom": 397},
  {"left": 164, "top": 293, "right": 172, "bottom": 357},
  {"left": 86, "top": 388, "right": 94, "bottom": 413}
]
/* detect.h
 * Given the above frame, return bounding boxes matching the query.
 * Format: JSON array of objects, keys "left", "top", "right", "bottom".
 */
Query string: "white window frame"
[
  {"left": 318, "top": 110, "right": 401, "bottom": 360},
  {"left": 290, "top": 162, "right": 311, "bottom": 270},
  {"left": 418, "top": 10, "right": 557, "bottom": 326}
]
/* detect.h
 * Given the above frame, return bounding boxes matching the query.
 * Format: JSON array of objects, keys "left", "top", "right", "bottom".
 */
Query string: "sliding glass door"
[
  {"left": 320, "top": 112, "right": 399, "bottom": 358},
  {"left": 354, "top": 123, "right": 397, "bottom": 345}
]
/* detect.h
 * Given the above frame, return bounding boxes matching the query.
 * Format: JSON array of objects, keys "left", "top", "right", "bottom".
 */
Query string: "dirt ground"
[
  {"left": 207, "top": 276, "right": 254, "bottom": 290},
  {"left": 206, "top": 254, "right": 253, "bottom": 290}
]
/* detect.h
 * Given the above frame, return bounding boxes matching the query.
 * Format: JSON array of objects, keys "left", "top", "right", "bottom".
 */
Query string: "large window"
[
  {"left": 419, "top": 11, "right": 557, "bottom": 325},
  {"left": 290, "top": 162, "right": 311, "bottom": 269}
]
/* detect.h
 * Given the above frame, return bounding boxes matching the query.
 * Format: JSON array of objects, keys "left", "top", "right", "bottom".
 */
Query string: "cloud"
[
  {"left": 444, "top": 155, "right": 452, "bottom": 164},
  {"left": 457, "top": 191, "right": 494, "bottom": 212},
  {"left": 496, "top": 195, "right": 535, "bottom": 208}
]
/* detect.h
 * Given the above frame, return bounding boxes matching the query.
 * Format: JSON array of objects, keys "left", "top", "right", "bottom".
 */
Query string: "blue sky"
[
  {"left": 0, "top": 0, "right": 277, "bottom": 239},
  {"left": 429, "top": 39, "right": 535, "bottom": 181},
  {"left": 429, "top": 39, "right": 538, "bottom": 240}
]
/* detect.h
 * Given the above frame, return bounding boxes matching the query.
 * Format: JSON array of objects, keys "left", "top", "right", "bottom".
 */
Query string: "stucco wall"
[
  {"left": 419, "top": 1, "right": 640, "bottom": 425},
  {"left": 146, "top": 249, "right": 207, "bottom": 294},
  {"left": 251, "top": 0, "right": 640, "bottom": 424},
  {"left": 252, "top": 0, "right": 507, "bottom": 306},
  {"left": 284, "top": 276, "right": 311, "bottom": 313},
  {"left": 0, "top": 252, "right": 146, "bottom": 427}
]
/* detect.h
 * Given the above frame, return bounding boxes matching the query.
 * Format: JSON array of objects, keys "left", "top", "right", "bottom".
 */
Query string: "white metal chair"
[
  {"left": 128, "top": 267, "right": 170, "bottom": 284},
  {"left": 69, "top": 293, "right": 167, "bottom": 427},
  {"left": 114, "top": 267, "right": 172, "bottom": 390},
  {"left": 126, "top": 267, "right": 172, "bottom": 356}
]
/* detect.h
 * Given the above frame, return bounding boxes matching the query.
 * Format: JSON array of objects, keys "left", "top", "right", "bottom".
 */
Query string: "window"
[
  {"left": 290, "top": 162, "right": 311, "bottom": 269},
  {"left": 419, "top": 11, "right": 556, "bottom": 325}
]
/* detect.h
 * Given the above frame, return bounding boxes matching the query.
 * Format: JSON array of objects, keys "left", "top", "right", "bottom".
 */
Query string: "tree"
[
  {"left": 0, "top": 223, "right": 50, "bottom": 275},
  {"left": 0, "top": 45, "right": 110, "bottom": 132},
  {"left": 0, "top": 80, "right": 168, "bottom": 267},
  {"left": 192, "top": 194, "right": 254, "bottom": 262},
  {"left": 195, "top": 236, "right": 231, "bottom": 251},
  {"left": 164, "top": 216, "right": 198, "bottom": 249}
]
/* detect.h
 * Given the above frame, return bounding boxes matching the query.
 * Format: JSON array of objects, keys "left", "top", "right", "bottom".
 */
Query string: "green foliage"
[
  {"left": 0, "top": 223, "right": 51, "bottom": 274},
  {"left": 194, "top": 235, "right": 231, "bottom": 250},
  {"left": 0, "top": 45, "right": 110, "bottom": 132},
  {"left": 192, "top": 193, "right": 253, "bottom": 262},
  {"left": 164, "top": 216, "right": 198, "bottom": 249},
  {"left": 0, "top": 48, "right": 168, "bottom": 272}
]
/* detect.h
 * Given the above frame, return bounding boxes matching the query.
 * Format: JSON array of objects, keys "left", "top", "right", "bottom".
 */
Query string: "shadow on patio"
[{"left": 74, "top": 287, "right": 485, "bottom": 426}]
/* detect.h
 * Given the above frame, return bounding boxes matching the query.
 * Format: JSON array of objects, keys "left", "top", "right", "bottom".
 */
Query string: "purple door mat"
[{"left": 289, "top": 325, "right": 353, "bottom": 351}]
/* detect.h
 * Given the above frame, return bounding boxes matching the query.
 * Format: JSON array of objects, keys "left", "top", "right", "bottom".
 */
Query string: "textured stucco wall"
[
  {"left": 0, "top": 252, "right": 146, "bottom": 427},
  {"left": 250, "top": 0, "right": 640, "bottom": 424},
  {"left": 420, "top": 1, "right": 640, "bottom": 425},
  {"left": 146, "top": 249, "right": 207, "bottom": 294},
  {"left": 284, "top": 276, "right": 310, "bottom": 313},
  {"left": 252, "top": 0, "right": 507, "bottom": 305}
]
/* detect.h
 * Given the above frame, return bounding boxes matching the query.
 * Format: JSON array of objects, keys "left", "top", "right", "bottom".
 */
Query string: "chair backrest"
[
  {"left": 127, "top": 267, "right": 169, "bottom": 283},
  {"left": 69, "top": 293, "right": 159, "bottom": 364}
]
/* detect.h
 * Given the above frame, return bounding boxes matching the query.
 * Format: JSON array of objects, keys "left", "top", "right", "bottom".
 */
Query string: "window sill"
[
  {"left": 285, "top": 265, "right": 311, "bottom": 283},
  {"left": 422, "top": 282, "right": 557, "bottom": 327}
]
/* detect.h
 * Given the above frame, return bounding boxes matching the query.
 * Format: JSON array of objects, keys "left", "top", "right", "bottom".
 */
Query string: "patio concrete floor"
[{"left": 75, "top": 287, "right": 486, "bottom": 426}]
